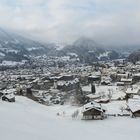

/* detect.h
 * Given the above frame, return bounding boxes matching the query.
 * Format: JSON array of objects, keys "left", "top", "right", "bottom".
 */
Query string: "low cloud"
[{"left": 0, "top": 0, "right": 140, "bottom": 46}]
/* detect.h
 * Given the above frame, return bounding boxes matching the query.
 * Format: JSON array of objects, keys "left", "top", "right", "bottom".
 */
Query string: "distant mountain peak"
[
  {"left": 51, "top": 37, "right": 120, "bottom": 63},
  {"left": 74, "top": 37, "right": 97, "bottom": 48}
]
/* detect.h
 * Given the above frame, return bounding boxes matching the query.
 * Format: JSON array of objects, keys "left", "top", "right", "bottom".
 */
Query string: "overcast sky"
[{"left": 0, "top": 0, "right": 140, "bottom": 46}]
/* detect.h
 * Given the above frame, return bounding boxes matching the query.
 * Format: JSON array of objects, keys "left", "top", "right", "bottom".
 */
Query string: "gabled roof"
[{"left": 82, "top": 101, "right": 106, "bottom": 113}]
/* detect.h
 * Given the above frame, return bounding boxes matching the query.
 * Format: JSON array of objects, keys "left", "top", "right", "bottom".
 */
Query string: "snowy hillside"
[
  {"left": 0, "top": 29, "right": 53, "bottom": 62},
  {"left": 0, "top": 96, "right": 140, "bottom": 140},
  {"left": 0, "top": 29, "right": 121, "bottom": 64},
  {"left": 55, "top": 37, "right": 120, "bottom": 63}
]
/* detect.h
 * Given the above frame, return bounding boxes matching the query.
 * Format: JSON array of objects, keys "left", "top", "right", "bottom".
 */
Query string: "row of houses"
[{"left": 82, "top": 99, "right": 140, "bottom": 120}]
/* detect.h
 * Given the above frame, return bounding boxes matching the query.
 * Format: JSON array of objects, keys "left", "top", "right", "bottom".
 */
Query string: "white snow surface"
[
  {"left": 82, "top": 85, "right": 126, "bottom": 99},
  {"left": 98, "top": 51, "right": 110, "bottom": 60},
  {"left": 0, "top": 60, "right": 25, "bottom": 66},
  {"left": 0, "top": 96, "right": 140, "bottom": 140}
]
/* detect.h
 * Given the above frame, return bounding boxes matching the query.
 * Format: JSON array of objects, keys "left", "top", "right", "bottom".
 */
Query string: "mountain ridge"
[
  {"left": 0, "top": 29, "right": 122, "bottom": 63},
  {"left": 0, "top": 29, "right": 54, "bottom": 62},
  {"left": 51, "top": 37, "right": 121, "bottom": 63}
]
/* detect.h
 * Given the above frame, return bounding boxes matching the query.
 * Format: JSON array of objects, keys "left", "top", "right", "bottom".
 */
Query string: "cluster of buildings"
[{"left": 1, "top": 55, "right": 140, "bottom": 119}]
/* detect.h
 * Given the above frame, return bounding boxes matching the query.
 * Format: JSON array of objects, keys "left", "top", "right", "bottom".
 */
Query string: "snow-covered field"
[{"left": 0, "top": 96, "right": 140, "bottom": 140}]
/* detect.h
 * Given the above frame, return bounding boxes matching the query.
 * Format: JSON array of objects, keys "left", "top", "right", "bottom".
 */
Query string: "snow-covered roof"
[
  {"left": 121, "top": 78, "right": 132, "bottom": 82},
  {"left": 88, "top": 75, "right": 100, "bottom": 79},
  {"left": 57, "top": 78, "right": 79, "bottom": 86},
  {"left": 32, "top": 78, "right": 40, "bottom": 83},
  {"left": 116, "top": 82, "right": 125, "bottom": 85},
  {"left": 95, "top": 97, "right": 109, "bottom": 102},
  {"left": 133, "top": 95, "right": 140, "bottom": 100},
  {"left": 126, "top": 88, "right": 140, "bottom": 94},
  {"left": 4, "top": 93, "right": 15, "bottom": 99},
  {"left": 82, "top": 101, "right": 106, "bottom": 113},
  {"left": 3, "top": 89, "right": 16, "bottom": 94},
  {"left": 128, "top": 99, "right": 140, "bottom": 112},
  {"left": 117, "top": 73, "right": 128, "bottom": 76},
  {"left": 86, "top": 94, "right": 100, "bottom": 99},
  {"left": 133, "top": 73, "right": 140, "bottom": 77}
]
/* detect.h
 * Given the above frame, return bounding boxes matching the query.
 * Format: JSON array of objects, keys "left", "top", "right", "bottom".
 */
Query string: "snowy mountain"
[
  {"left": 54, "top": 37, "right": 120, "bottom": 63},
  {"left": 0, "top": 30, "right": 121, "bottom": 63},
  {"left": 0, "top": 29, "right": 53, "bottom": 62}
]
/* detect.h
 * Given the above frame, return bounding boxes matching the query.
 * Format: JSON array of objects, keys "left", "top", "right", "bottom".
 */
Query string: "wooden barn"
[{"left": 82, "top": 101, "right": 106, "bottom": 120}]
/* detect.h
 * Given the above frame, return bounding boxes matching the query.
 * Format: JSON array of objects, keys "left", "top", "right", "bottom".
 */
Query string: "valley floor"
[{"left": 0, "top": 96, "right": 139, "bottom": 140}]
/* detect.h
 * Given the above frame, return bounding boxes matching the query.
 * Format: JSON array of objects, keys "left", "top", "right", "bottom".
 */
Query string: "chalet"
[{"left": 82, "top": 101, "right": 106, "bottom": 120}]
